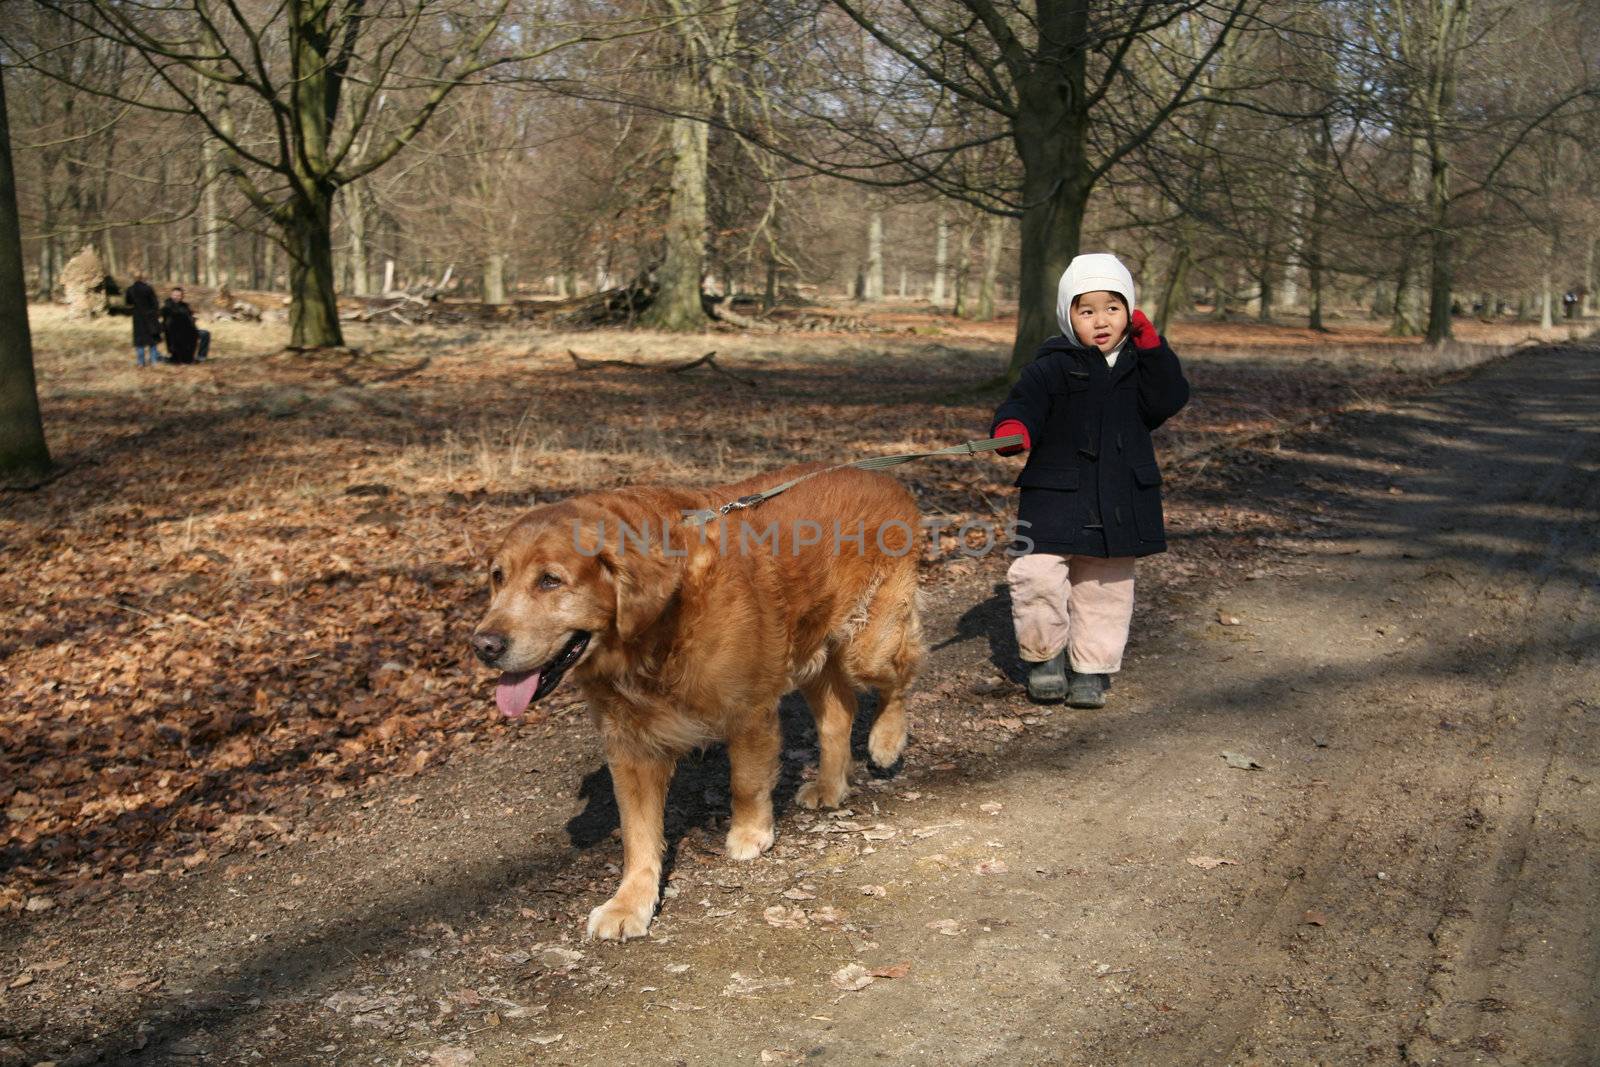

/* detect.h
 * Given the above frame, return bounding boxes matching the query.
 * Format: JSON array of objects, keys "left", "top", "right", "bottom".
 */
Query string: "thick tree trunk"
[
  {"left": 1006, "top": 11, "right": 1091, "bottom": 375},
  {"left": 0, "top": 71, "right": 52, "bottom": 481},
  {"left": 863, "top": 210, "right": 884, "bottom": 301},
  {"left": 930, "top": 212, "right": 948, "bottom": 307},
  {"left": 1009, "top": 166, "right": 1088, "bottom": 373},
  {"left": 1391, "top": 252, "right": 1423, "bottom": 335},
  {"left": 285, "top": 188, "right": 344, "bottom": 347},
  {"left": 642, "top": 112, "right": 709, "bottom": 330}
]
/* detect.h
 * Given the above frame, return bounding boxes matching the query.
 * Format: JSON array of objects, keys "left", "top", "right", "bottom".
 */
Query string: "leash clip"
[{"left": 719, "top": 493, "right": 764, "bottom": 515}]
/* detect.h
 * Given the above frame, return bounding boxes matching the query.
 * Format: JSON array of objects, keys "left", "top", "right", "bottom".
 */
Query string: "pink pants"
[{"left": 1006, "top": 553, "right": 1136, "bottom": 674}]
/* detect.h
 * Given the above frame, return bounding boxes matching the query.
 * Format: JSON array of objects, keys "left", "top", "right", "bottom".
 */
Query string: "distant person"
[
  {"left": 125, "top": 273, "right": 162, "bottom": 367},
  {"left": 159, "top": 287, "right": 210, "bottom": 364},
  {"left": 1563, "top": 291, "right": 1578, "bottom": 320}
]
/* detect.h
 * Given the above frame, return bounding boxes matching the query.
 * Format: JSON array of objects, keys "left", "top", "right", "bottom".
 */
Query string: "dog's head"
[{"left": 471, "top": 497, "right": 684, "bottom": 718}]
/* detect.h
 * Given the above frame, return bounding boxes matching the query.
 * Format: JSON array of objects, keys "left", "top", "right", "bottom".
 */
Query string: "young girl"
[{"left": 989, "top": 253, "right": 1190, "bottom": 707}]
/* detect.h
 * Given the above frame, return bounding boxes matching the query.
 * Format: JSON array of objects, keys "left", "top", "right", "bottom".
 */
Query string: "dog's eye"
[
  {"left": 489, "top": 565, "right": 504, "bottom": 586},
  {"left": 539, "top": 572, "right": 562, "bottom": 590}
]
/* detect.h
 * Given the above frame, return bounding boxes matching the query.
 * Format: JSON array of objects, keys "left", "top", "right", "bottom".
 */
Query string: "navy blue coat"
[{"left": 990, "top": 335, "right": 1189, "bottom": 558}]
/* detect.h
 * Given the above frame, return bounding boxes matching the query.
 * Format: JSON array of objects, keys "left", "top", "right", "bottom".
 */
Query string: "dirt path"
[{"left": 4, "top": 343, "right": 1599, "bottom": 1066}]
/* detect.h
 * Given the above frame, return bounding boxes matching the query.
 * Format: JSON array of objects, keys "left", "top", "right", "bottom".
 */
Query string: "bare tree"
[
  {"left": 0, "top": 66, "right": 51, "bottom": 481},
  {"left": 777, "top": 0, "right": 1254, "bottom": 373},
  {"left": 5, "top": 0, "right": 658, "bottom": 348}
]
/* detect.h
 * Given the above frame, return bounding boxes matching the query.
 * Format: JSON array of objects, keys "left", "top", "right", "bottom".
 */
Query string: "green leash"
[{"left": 683, "top": 434, "right": 1024, "bottom": 526}]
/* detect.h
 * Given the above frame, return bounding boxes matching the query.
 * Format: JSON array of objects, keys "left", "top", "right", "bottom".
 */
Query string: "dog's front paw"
[
  {"left": 586, "top": 893, "right": 656, "bottom": 941},
  {"left": 796, "top": 777, "right": 849, "bottom": 810},
  {"left": 724, "top": 823, "right": 775, "bottom": 861}
]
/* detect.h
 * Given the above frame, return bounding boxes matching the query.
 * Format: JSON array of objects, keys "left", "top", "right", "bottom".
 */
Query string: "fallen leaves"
[
  {"left": 830, "top": 961, "right": 912, "bottom": 992},
  {"left": 763, "top": 905, "right": 809, "bottom": 929},
  {"left": 830, "top": 963, "right": 875, "bottom": 991}
]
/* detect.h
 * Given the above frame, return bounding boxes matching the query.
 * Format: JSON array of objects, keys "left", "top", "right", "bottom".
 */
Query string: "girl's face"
[{"left": 1070, "top": 290, "right": 1129, "bottom": 353}]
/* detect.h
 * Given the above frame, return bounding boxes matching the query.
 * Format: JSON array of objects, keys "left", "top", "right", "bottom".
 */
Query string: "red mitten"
[
  {"left": 1129, "top": 309, "right": 1161, "bottom": 350},
  {"left": 992, "top": 419, "right": 1030, "bottom": 456}
]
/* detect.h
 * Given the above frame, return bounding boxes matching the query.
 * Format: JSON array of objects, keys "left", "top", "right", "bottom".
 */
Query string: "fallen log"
[{"left": 567, "top": 349, "right": 758, "bottom": 387}]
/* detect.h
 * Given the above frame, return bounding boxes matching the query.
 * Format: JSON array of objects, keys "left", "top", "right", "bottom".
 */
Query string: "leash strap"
[{"left": 683, "top": 434, "right": 1024, "bottom": 526}]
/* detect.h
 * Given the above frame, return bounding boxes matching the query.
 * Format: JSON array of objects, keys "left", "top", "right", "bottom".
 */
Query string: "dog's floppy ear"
[{"left": 596, "top": 511, "right": 685, "bottom": 643}]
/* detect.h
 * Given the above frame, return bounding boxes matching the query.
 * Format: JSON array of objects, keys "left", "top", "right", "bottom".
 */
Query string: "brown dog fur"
[{"left": 473, "top": 465, "right": 923, "bottom": 940}]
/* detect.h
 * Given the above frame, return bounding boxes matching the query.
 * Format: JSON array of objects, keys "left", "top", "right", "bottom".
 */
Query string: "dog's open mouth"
[{"left": 495, "top": 631, "right": 591, "bottom": 719}]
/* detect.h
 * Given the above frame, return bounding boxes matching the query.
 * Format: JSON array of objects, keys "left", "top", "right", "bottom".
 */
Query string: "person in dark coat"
[
  {"left": 989, "top": 253, "right": 1190, "bottom": 707},
  {"left": 125, "top": 274, "right": 163, "bottom": 367},
  {"left": 159, "top": 287, "right": 210, "bottom": 364}
]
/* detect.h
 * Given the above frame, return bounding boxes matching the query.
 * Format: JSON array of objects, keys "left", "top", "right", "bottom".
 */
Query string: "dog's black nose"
[{"left": 472, "top": 631, "right": 508, "bottom": 665}]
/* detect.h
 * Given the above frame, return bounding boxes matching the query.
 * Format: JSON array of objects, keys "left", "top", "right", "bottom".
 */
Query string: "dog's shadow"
[{"left": 564, "top": 689, "right": 886, "bottom": 882}]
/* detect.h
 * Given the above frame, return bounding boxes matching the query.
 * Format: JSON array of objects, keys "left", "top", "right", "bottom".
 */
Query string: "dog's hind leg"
[
  {"left": 797, "top": 661, "right": 858, "bottom": 809},
  {"left": 587, "top": 749, "right": 676, "bottom": 940},
  {"left": 725, "top": 711, "right": 781, "bottom": 860},
  {"left": 847, "top": 573, "right": 923, "bottom": 771}
]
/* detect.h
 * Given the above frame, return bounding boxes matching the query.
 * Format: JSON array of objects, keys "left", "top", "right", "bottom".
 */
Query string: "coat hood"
[{"left": 1055, "top": 253, "right": 1136, "bottom": 345}]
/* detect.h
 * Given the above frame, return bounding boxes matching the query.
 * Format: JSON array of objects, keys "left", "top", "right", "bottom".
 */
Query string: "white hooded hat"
[{"left": 1055, "top": 253, "right": 1136, "bottom": 346}]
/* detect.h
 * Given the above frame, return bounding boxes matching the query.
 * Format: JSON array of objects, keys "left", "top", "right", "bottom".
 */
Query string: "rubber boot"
[
  {"left": 1067, "top": 670, "right": 1108, "bottom": 709},
  {"left": 1025, "top": 650, "right": 1068, "bottom": 701}
]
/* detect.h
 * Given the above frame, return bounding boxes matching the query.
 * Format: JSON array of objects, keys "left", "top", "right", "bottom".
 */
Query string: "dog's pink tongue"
[{"left": 496, "top": 670, "right": 542, "bottom": 719}]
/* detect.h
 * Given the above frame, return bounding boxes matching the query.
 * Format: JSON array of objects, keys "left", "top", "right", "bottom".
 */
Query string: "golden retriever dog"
[{"left": 471, "top": 465, "right": 923, "bottom": 940}]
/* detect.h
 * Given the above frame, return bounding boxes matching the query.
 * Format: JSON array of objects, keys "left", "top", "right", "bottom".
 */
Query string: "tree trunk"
[
  {"left": 643, "top": 111, "right": 710, "bottom": 330},
  {"left": 1306, "top": 170, "right": 1329, "bottom": 331},
  {"left": 1256, "top": 221, "right": 1275, "bottom": 322},
  {"left": 346, "top": 182, "right": 370, "bottom": 296},
  {"left": 1153, "top": 235, "right": 1191, "bottom": 335},
  {"left": 1540, "top": 254, "right": 1554, "bottom": 329},
  {"left": 1009, "top": 171, "right": 1088, "bottom": 372},
  {"left": 1424, "top": 210, "right": 1453, "bottom": 345},
  {"left": 0, "top": 71, "right": 52, "bottom": 481},
  {"left": 1583, "top": 236, "right": 1595, "bottom": 316},
  {"left": 1308, "top": 254, "right": 1325, "bottom": 332},
  {"left": 864, "top": 209, "right": 884, "bottom": 301},
  {"left": 285, "top": 187, "right": 344, "bottom": 347},
  {"left": 930, "top": 212, "right": 948, "bottom": 307},
  {"left": 202, "top": 135, "right": 221, "bottom": 287},
  {"left": 484, "top": 252, "right": 507, "bottom": 305},
  {"left": 1006, "top": 14, "right": 1092, "bottom": 374},
  {"left": 976, "top": 213, "right": 1004, "bottom": 321},
  {"left": 1421, "top": 1, "right": 1471, "bottom": 347},
  {"left": 953, "top": 216, "right": 974, "bottom": 318},
  {"left": 262, "top": 238, "right": 278, "bottom": 292},
  {"left": 1391, "top": 252, "right": 1422, "bottom": 335}
]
